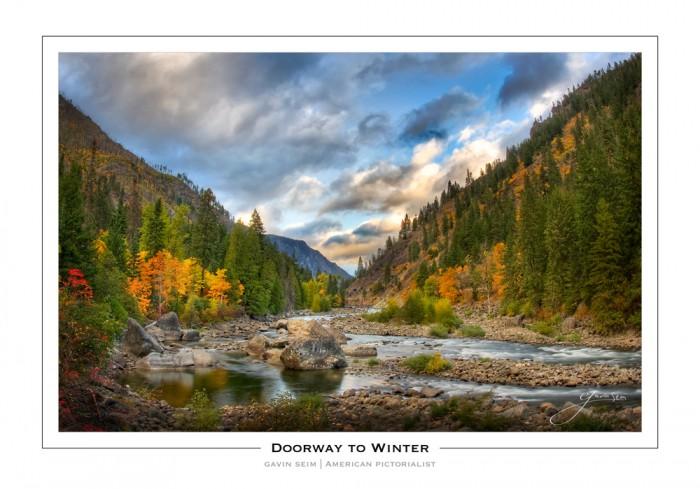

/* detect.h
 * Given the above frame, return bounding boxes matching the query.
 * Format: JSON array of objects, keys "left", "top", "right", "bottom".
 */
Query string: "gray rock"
[
  {"left": 192, "top": 349, "right": 217, "bottom": 367},
  {"left": 267, "top": 334, "right": 289, "bottom": 349},
  {"left": 275, "top": 319, "right": 288, "bottom": 329},
  {"left": 280, "top": 337, "right": 347, "bottom": 370},
  {"left": 245, "top": 334, "right": 269, "bottom": 357},
  {"left": 501, "top": 403, "right": 529, "bottom": 418},
  {"left": 561, "top": 316, "right": 578, "bottom": 332},
  {"left": 122, "top": 318, "right": 164, "bottom": 357},
  {"left": 156, "top": 312, "right": 182, "bottom": 332},
  {"left": 135, "top": 348, "right": 217, "bottom": 369},
  {"left": 342, "top": 344, "right": 378, "bottom": 357},
  {"left": 182, "top": 329, "right": 200, "bottom": 342},
  {"left": 136, "top": 350, "right": 194, "bottom": 369},
  {"left": 419, "top": 386, "right": 444, "bottom": 398}
]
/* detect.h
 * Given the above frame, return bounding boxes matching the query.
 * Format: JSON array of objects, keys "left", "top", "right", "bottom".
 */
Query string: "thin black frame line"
[{"left": 42, "top": 35, "right": 658, "bottom": 450}]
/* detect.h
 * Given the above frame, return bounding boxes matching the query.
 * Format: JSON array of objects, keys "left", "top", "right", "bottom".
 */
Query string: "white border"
[{"left": 42, "top": 35, "right": 658, "bottom": 449}]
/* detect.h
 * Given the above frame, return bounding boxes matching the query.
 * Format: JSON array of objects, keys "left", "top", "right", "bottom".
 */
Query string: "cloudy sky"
[{"left": 59, "top": 52, "right": 630, "bottom": 273}]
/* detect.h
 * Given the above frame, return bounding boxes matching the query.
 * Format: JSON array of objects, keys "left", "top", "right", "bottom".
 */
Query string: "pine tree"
[
  {"left": 588, "top": 198, "right": 626, "bottom": 331},
  {"left": 140, "top": 198, "right": 166, "bottom": 257},
  {"left": 106, "top": 196, "right": 128, "bottom": 271},
  {"left": 191, "top": 189, "right": 219, "bottom": 270},
  {"left": 249, "top": 208, "right": 265, "bottom": 236},
  {"left": 59, "top": 159, "right": 95, "bottom": 279},
  {"left": 356, "top": 256, "right": 364, "bottom": 277}
]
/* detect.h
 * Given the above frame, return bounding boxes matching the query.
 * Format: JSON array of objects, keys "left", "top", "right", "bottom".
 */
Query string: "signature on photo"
[{"left": 548, "top": 391, "right": 629, "bottom": 425}]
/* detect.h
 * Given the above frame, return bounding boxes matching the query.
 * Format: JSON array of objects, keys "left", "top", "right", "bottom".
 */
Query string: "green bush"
[
  {"left": 363, "top": 299, "right": 399, "bottom": 322},
  {"left": 434, "top": 298, "right": 461, "bottom": 329},
  {"left": 402, "top": 353, "right": 452, "bottom": 374},
  {"left": 400, "top": 290, "right": 425, "bottom": 324},
  {"left": 366, "top": 358, "right": 380, "bottom": 367},
  {"left": 179, "top": 389, "right": 220, "bottom": 431},
  {"left": 238, "top": 394, "right": 330, "bottom": 431},
  {"left": 59, "top": 294, "right": 123, "bottom": 378},
  {"left": 429, "top": 324, "right": 449, "bottom": 338},
  {"left": 460, "top": 324, "right": 486, "bottom": 337},
  {"left": 530, "top": 321, "right": 556, "bottom": 337},
  {"left": 529, "top": 315, "right": 561, "bottom": 337}
]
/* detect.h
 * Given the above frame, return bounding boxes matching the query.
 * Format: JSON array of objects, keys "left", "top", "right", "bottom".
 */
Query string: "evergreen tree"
[
  {"left": 59, "top": 159, "right": 95, "bottom": 278},
  {"left": 106, "top": 196, "right": 128, "bottom": 271},
  {"left": 249, "top": 208, "right": 265, "bottom": 236},
  {"left": 191, "top": 189, "right": 219, "bottom": 270},
  {"left": 140, "top": 198, "right": 166, "bottom": 257}
]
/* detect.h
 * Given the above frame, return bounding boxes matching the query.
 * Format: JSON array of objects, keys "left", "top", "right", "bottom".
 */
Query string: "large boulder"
[
  {"left": 280, "top": 337, "right": 347, "bottom": 370},
  {"left": 279, "top": 319, "right": 347, "bottom": 370},
  {"left": 342, "top": 344, "right": 378, "bottom": 357},
  {"left": 135, "top": 348, "right": 217, "bottom": 369},
  {"left": 286, "top": 319, "right": 330, "bottom": 339},
  {"left": 155, "top": 312, "right": 183, "bottom": 341},
  {"left": 122, "top": 318, "right": 164, "bottom": 357},
  {"left": 245, "top": 334, "right": 269, "bottom": 357}
]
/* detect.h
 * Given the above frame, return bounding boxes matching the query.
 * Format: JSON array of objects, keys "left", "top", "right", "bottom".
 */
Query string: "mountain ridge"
[{"left": 266, "top": 234, "right": 351, "bottom": 280}]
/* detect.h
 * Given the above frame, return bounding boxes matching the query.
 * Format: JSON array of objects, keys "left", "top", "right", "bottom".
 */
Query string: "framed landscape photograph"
[{"left": 42, "top": 36, "right": 657, "bottom": 451}]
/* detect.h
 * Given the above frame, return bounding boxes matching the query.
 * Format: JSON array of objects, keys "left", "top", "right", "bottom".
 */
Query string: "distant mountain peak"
[{"left": 266, "top": 234, "right": 351, "bottom": 280}]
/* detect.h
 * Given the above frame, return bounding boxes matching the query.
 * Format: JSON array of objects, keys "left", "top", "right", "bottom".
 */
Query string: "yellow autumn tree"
[{"left": 205, "top": 268, "right": 232, "bottom": 305}]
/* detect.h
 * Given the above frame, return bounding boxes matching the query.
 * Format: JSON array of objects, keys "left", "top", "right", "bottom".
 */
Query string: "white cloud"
[{"left": 411, "top": 138, "right": 444, "bottom": 166}]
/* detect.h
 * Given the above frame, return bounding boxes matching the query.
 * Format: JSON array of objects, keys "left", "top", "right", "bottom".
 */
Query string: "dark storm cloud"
[
  {"left": 498, "top": 53, "right": 569, "bottom": 107},
  {"left": 59, "top": 53, "right": 356, "bottom": 207},
  {"left": 321, "top": 160, "right": 414, "bottom": 213},
  {"left": 322, "top": 220, "right": 397, "bottom": 247},
  {"left": 356, "top": 113, "right": 391, "bottom": 144},
  {"left": 356, "top": 53, "right": 485, "bottom": 81},
  {"left": 399, "top": 88, "right": 480, "bottom": 142},
  {"left": 283, "top": 218, "right": 343, "bottom": 239},
  {"left": 352, "top": 221, "right": 395, "bottom": 238}
]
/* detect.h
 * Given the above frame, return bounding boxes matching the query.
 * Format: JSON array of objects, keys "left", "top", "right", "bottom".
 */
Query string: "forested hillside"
[
  {"left": 59, "top": 97, "right": 349, "bottom": 380},
  {"left": 348, "top": 54, "right": 641, "bottom": 333}
]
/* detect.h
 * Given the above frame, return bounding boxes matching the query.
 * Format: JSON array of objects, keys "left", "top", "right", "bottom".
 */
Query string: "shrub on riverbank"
[
  {"left": 364, "top": 290, "right": 462, "bottom": 333},
  {"left": 236, "top": 394, "right": 330, "bottom": 431},
  {"left": 176, "top": 389, "right": 220, "bottom": 431},
  {"left": 402, "top": 353, "right": 452, "bottom": 374},
  {"left": 429, "top": 324, "right": 449, "bottom": 338},
  {"left": 460, "top": 324, "right": 486, "bottom": 337},
  {"left": 430, "top": 396, "right": 509, "bottom": 431}
]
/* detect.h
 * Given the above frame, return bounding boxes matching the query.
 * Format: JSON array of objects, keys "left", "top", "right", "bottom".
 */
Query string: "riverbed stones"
[
  {"left": 342, "top": 344, "right": 378, "bottom": 357},
  {"left": 275, "top": 319, "right": 288, "bottom": 330},
  {"left": 122, "top": 318, "right": 164, "bottom": 357}
]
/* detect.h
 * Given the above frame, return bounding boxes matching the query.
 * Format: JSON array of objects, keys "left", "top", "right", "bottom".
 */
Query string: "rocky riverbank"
[
  {"left": 219, "top": 389, "right": 641, "bottom": 432},
  {"left": 323, "top": 308, "right": 641, "bottom": 351},
  {"left": 346, "top": 357, "right": 641, "bottom": 387}
]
